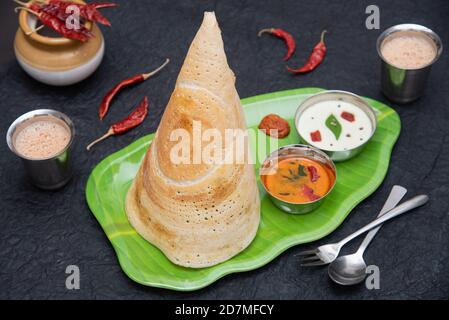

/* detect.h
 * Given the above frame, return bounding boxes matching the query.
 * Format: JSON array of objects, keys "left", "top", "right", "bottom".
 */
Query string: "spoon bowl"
[{"left": 328, "top": 253, "right": 367, "bottom": 285}]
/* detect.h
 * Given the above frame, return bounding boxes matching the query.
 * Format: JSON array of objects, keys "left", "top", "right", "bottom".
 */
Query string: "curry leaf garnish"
[
  {"left": 325, "top": 114, "right": 342, "bottom": 140},
  {"left": 284, "top": 164, "right": 307, "bottom": 182},
  {"left": 298, "top": 164, "right": 307, "bottom": 177},
  {"left": 282, "top": 175, "right": 295, "bottom": 182}
]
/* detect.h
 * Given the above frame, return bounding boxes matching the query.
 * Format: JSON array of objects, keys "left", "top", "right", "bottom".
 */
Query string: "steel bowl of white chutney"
[{"left": 294, "top": 90, "right": 377, "bottom": 162}]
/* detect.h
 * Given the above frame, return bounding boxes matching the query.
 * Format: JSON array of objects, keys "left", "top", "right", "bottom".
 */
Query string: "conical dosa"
[{"left": 125, "top": 12, "right": 260, "bottom": 268}]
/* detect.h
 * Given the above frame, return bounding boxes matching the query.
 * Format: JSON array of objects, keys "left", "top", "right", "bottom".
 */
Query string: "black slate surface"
[{"left": 1, "top": 0, "right": 448, "bottom": 300}]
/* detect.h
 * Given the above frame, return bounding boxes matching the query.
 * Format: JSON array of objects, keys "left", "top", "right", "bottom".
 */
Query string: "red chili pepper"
[
  {"left": 89, "top": 2, "right": 119, "bottom": 10},
  {"left": 17, "top": 4, "right": 93, "bottom": 41},
  {"left": 258, "top": 28, "right": 296, "bottom": 61},
  {"left": 48, "top": 0, "right": 117, "bottom": 26},
  {"left": 302, "top": 185, "right": 321, "bottom": 202},
  {"left": 87, "top": 97, "right": 149, "bottom": 151},
  {"left": 35, "top": 3, "right": 66, "bottom": 20},
  {"left": 310, "top": 130, "right": 322, "bottom": 142},
  {"left": 80, "top": 2, "right": 117, "bottom": 26},
  {"left": 23, "top": 0, "right": 116, "bottom": 27},
  {"left": 41, "top": 4, "right": 94, "bottom": 38},
  {"left": 98, "top": 59, "right": 169, "bottom": 120},
  {"left": 341, "top": 111, "right": 355, "bottom": 122},
  {"left": 287, "top": 30, "right": 327, "bottom": 74},
  {"left": 307, "top": 166, "right": 320, "bottom": 183},
  {"left": 85, "top": 8, "right": 112, "bottom": 26}
]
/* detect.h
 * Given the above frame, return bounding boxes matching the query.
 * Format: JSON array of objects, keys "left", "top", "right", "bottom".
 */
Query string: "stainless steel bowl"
[
  {"left": 6, "top": 109, "right": 75, "bottom": 190},
  {"left": 294, "top": 90, "right": 377, "bottom": 162},
  {"left": 377, "top": 24, "right": 443, "bottom": 104},
  {"left": 259, "top": 144, "right": 337, "bottom": 214}
]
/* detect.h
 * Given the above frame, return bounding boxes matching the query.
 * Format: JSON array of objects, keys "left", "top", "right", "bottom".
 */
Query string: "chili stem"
[
  {"left": 26, "top": 25, "right": 45, "bottom": 36},
  {"left": 142, "top": 58, "right": 170, "bottom": 80},
  {"left": 86, "top": 128, "right": 114, "bottom": 151},
  {"left": 320, "top": 30, "right": 327, "bottom": 43},
  {"left": 14, "top": 6, "right": 39, "bottom": 16},
  {"left": 13, "top": 0, "right": 30, "bottom": 7},
  {"left": 257, "top": 28, "right": 273, "bottom": 37}
]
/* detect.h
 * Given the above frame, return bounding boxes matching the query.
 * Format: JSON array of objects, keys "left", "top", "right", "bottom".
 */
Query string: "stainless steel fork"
[{"left": 298, "top": 194, "right": 429, "bottom": 266}]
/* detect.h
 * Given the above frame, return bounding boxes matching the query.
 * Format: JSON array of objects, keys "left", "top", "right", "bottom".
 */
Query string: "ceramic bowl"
[{"left": 14, "top": 0, "right": 104, "bottom": 86}]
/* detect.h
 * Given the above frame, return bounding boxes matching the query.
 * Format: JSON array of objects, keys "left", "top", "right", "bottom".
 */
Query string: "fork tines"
[{"left": 297, "top": 249, "right": 327, "bottom": 267}]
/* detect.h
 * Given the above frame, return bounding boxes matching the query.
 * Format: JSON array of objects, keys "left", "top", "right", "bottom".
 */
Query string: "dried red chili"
[
  {"left": 111, "top": 97, "right": 148, "bottom": 134},
  {"left": 48, "top": 0, "right": 118, "bottom": 26},
  {"left": 307, "top": 166, "right": 320, "bottom": 182},
  {"left": 99, "top": 59, "right": 169, "bottom": 120},
  {"left": 87, "top": 96, "right": 149, "bottom": 150},
  {"left": 258, "top": 114, "right": 291, "bottom": 138},
  {"left": 34, "top": 3, "right": 66, "bottom": 20},
  {"left": 341, "top": 111, "right": 355, "bottom": 122},
  {"left": 16, "top": 5, "right": 92, "bottom": 42},
  {"left": 15, "top": 0, "right": 116, "bottom": 40},
  {"left": 310, "top": 130, "right": 322, "bottom": 142},
  {"left": 83, "top": 6, "right": 113, "bottom": 26},
  {"left": 258, "top": 28, "right": 296, "bottom": 61},
  {"left": 42, "top": 4, "right": 95, "bottom": 38},
  {"left": 287, "top": 30, "right": 327, "bottom": 74},
  {"left": 49, "top": 0, "right": 118, "bottom": 10},
  {"left": 90, "top": 2, "right": 118, "bottom": 9},
  {"left": 302, "top": 185, "right": 321, "bottom": 201}
]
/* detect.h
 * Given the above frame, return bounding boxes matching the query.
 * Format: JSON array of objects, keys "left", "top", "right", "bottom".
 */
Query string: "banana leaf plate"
[{"left": 85, "top": 87, "right": 401, "bottom": 291}]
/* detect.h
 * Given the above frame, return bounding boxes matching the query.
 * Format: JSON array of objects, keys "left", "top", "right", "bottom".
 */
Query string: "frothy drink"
[
  {"left": 381, "top": 31, "right": 437, "bottom": 69},
  {"left": 14, "top": 116, "right": 71, "bottom": 159}
]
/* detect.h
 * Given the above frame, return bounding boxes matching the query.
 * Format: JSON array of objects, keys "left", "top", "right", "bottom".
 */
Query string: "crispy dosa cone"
[{"left": 125, "top": 12, "right": 260, "bottom": 268}]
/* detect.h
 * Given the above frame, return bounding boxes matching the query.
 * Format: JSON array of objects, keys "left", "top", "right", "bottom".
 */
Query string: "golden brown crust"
[{"left": 125, "top": 12, "right": 260, "bottom": 268}]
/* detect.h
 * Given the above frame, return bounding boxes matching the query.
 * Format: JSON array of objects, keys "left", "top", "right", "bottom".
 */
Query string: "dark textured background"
[{"left": 1, "top": 0, "right": 448, "bottom": 300}]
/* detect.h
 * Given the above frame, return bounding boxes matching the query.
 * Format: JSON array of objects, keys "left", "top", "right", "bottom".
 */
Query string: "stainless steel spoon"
[{"left": 328, "top": 185, "right": 408, "bottom": 285}]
